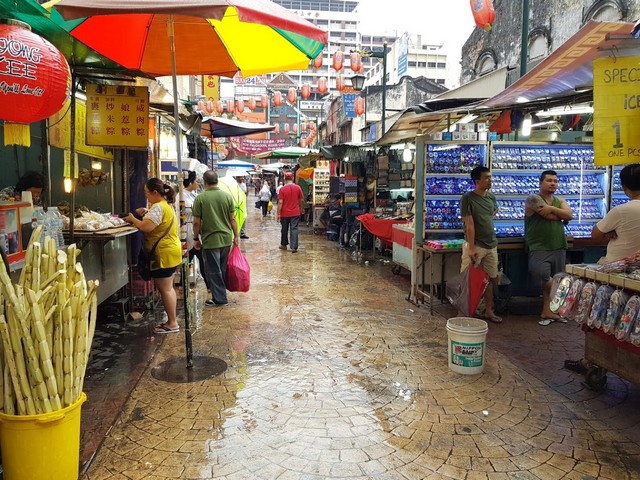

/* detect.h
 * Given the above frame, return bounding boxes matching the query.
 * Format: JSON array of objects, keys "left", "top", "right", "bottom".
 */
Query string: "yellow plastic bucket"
[{"left": 0, "top": 392, "right": 86, "bottom": 480}]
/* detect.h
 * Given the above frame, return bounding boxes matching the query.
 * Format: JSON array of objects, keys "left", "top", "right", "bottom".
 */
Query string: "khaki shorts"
[{"left": 460, "top": 243, "right": 499, "bottom": 279}]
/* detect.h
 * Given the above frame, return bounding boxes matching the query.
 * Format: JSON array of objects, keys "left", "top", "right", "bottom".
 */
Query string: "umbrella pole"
[{"left": 168, "top": 15, "right": 193, "bottom": 368}]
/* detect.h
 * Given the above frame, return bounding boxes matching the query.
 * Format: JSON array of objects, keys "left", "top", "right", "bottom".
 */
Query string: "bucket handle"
[{"left": 35, "top": 413, "right": 65, "bottom": 424}]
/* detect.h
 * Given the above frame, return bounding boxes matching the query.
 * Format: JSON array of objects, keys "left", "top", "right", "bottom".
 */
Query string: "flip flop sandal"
[
  {"left": 538, "top": 318, "right": 555, "bottom": 326},
  {"left": 564, "top": 359, "right": 587, "bottom": 374},
  {"left": 154, "top": 323, "right": 180, "bottom": 335}
]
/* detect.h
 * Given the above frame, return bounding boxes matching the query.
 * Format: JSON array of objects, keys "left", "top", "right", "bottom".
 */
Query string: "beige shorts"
[{"left": 461, "top": 243, "right": 499, "bottom": 279}]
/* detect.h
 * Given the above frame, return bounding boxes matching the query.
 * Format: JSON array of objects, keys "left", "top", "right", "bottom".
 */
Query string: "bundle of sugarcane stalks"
[{"left": 0, "top": 225, "right": 99, "bottom": 415}]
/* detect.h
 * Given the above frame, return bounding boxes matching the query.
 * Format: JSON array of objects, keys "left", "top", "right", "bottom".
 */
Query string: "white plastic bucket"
[{"left": 446, "top": 317, "right": 488, "bottom": 374}]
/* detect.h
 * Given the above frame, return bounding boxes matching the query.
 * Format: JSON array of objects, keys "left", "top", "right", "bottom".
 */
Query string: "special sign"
[
  {"left": 86, "top": 84, "right": 149, "bottom": 148},
  {"left": 594, "top": 56, "right": 640, "bottom": 166}
]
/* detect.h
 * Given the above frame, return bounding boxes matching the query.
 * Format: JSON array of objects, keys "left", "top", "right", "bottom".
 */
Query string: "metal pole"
[
  {"left": 381, "top": 41, "right": 388, "bottom": 137},
  {"left": 520, "top": 0, "right": 530, "bottom": 77},
  {"left": 296, "top": 94, "right": 301, "bottom": 145},
  {"left": 168, "top": 15, "right": 193, "bottom": 368},
  {"left": 69, "top": 74, "right": 76, "bottom": 244}
]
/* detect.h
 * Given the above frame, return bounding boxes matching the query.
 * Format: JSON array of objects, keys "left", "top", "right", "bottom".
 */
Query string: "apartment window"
[
  {"left": 418, "top": 62, "right": 426, "bottom": 68},
  {"left": 436, "top": 79, "right": 445, "bottom": 85},
  {"left": 437, "top": 62, "right": 446, "bottom": 68},
  {"left": 408, "top": 61, "right": 417, "bottom": 67},
  {"left": 427, "top": 62, "right": 436, "bottom": 68},
  {"left": 528, "top": 34, "right": 548, "bottom": 60}
]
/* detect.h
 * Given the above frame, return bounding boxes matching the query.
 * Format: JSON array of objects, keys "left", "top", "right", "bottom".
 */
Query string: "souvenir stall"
[{"left": 376, "top": 21, "right": 636, "bottom": 311}]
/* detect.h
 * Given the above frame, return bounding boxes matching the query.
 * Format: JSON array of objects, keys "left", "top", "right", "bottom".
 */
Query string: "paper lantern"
[
  {"left": 287, "top": 87, "right": 297, "bottom": 104},
  {"left": 355, "top": 96, "right": 365, "bottom": 116},
  {"left": 260, "top": 94, "right": 268, "bottom": 108},
  {"left": 273, "top": 91, "right": 282, "bottom": 107},
  {"left": 216, "top": 100, "right": 224, "bottom": 114},
  {"left": 236, "top": 99, "right": 244, "bottom": 113},
  {"left": 300, "top": 138, "right": 307, "bottom": 148},
  {"left": 301, "top": 83, "right": 311, "bottom": 99},
  {"left": 470, "top": 0, "right": 496, "bottom": 31},
  {"left": 336, "top": 75, "right": 345, "bottom": 91},
  {"left": 284, "top": 123, "right": 290, "bottom": 134},
  {"left": 293, "top": 123, "right": 298, "bottom": 134},
  {"left": 205, "top": 100, "right": 214, "bottom": 115},
  {"left": 333, "top": 51, "right": 344, "bottom": 71},
  {"left": 0, "top": 23, "right": 71, "bottom": 146},
  {"left": 274, "top": 123, "right": 280, "bottom": 134},
  {"left": 309, "top": 121, "right": 316, "bottom": 131},
  {"left": 301, "top": 121, "right": 307, "bottom": 133},
  {"left": 197, "top": 100, "right": 205, "bottom": 111},
  {"left": 313, "top": 53, "right": 323, "bottom": 69},
  {"left": 350, "top": 52, "right": 362, "bottom": 73},
  {"left": 226, "top": 99, "right": 234, "bottom": 113},
  {"left": 248, "top": 97, "right": 256, "bottom": 111},
  {"left": 317, "top": 77, "right": 328, "bottom": 94}
]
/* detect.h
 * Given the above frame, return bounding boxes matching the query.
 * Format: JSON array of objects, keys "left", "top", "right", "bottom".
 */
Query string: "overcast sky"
[{"left": 356, "top": 0, "right": 476, "bottom": 86}]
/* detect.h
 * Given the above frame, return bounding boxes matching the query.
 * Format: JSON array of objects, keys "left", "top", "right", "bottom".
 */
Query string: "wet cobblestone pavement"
[{"left": 81, "top": 199, "right": 640, "bottom": 479}]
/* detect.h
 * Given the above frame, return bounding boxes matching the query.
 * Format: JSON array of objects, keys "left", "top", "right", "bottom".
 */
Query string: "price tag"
[{"left": 594, "top": 56, "right": 640, "bottom": 166}]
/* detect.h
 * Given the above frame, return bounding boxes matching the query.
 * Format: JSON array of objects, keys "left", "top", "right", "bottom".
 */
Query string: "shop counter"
[
  {"left": 64, "top": 226, "right": 138, "bottom": 304},
  {"left": 358, "top": 213, "right": 409, "bottom": 248},
  {"left": 391, "top": 224, "right": 414, "bottom": 273}
]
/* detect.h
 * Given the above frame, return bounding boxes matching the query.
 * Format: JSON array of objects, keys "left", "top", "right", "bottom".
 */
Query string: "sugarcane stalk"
[
  {"left": 3, "top": 357, "right": 14, "bottom": 414},
  {"left": 53, "top": 282, "right": 65, "bottom": 399},
  {"left": 62, "top": 303, "right": 74, "bottom": 407},
  {"left": 0, "top": 317, "right": 27, "bottom": 415},
  {"left": 31, "top": 241, "right": 41, "bottom": 293}
]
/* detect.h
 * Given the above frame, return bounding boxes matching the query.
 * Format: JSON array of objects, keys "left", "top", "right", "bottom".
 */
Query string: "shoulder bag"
[{"left": 137, "top": 214, "right": 175, "bottom": 281}]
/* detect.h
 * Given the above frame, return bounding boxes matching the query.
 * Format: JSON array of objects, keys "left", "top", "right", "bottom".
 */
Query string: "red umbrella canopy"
[{"left": 49, "top": 0, "right": 328, "bottom": 77}]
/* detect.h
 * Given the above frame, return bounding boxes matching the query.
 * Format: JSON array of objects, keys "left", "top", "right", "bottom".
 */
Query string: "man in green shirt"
[
  {"left": 460, "top": 166, "right": 501, "bottom": 323},
  {"left": 524, "top": 170, "right": 573, "bottom": 325},
  {"left": 192, "top": 171, "right": 239, "bottom": 307}
]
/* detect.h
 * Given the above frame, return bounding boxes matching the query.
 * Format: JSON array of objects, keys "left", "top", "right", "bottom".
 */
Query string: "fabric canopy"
[
  {"left": 216, "top": 159, "right": 257, "bottom": 169},
  {"left": 204, "top": 117, "right": 275, "bottom": 138},
  {"left": 254, "top": 146, "right": 313, "bottom": 159}
]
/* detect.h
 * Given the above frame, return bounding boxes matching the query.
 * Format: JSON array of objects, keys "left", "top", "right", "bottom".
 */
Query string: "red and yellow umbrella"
[{"left": 46, "top": 0, "right": 327, "bottom": 77}]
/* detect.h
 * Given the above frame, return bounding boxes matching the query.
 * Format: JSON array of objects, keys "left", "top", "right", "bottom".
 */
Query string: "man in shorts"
[
  {"left": 524, "top": 170, "right": 573, "bottom": 325},
  {"left": 460, "top": 166, "right": 501, "bottom": 323}
]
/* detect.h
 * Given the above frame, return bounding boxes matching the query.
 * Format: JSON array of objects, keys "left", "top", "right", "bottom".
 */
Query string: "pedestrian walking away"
[
  {"left": 460, "top": 166, "right": 502, "bottom": 323},
  {"left": 524, "top": 170, "right": 573, "bottom": 326},
  {"left": 192, "top": 170, "right": 239, "bottom": 307},
  {"left": 235, "top": 174, "right": 250, "bottom": 239},
  {"left": 277, "top": 172, "right": 304, "bottom": 253},
  {"left": 258, "top": 180, "right": 271, "bottom": 218}
]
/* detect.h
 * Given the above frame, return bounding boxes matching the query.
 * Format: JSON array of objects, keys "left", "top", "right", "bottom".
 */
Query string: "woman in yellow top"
[{"left": 125, "top": 178, "right": 182, "bottom": 334}]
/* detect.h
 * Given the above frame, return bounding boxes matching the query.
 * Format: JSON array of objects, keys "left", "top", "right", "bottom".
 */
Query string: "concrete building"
[{"left": 460, "top": 0, "right": 639, "bottom": 85}]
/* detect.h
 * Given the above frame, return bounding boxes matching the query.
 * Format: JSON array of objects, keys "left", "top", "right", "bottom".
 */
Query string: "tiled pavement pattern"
[{"left": 83, "top": 200, "right": 640, "bottom": 479}]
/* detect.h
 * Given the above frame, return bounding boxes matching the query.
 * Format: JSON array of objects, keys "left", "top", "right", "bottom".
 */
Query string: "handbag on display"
[{"left": 137, "top": 214, "right": 175, "bottom": 281}]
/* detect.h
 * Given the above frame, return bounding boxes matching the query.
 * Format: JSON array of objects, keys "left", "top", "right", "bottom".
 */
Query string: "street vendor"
[{"left": 0, "top": 171, "right": 47, "bottom": 206}]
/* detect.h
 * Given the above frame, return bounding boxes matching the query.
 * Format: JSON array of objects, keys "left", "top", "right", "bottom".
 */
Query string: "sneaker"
[
  {"left": 205, "top": 299, "right": 228, "bottom": 307},
  {"left": 279, "top": 245, "right": 287, "bottom": 250},
  {"left": 240, "top": 235, "right": 249, "bottom": 239}
]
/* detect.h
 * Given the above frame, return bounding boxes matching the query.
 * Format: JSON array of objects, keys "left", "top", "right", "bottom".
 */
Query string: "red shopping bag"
[
  {"left": 226, "top": 245, "right": 250, "bottom": 292},
  {"left": 446, "top": 265, "right": 490, "bottom": 316}
]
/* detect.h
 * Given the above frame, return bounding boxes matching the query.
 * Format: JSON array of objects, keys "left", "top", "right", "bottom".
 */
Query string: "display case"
[
  {"left": 610, "top": 165, "right": 628, "bottom": 209},
  {"left": 0, "top": 201, "right": 31, "bottom": 271},
  {"left": 312, "top": 160, "right": 330, "bottom": 206},
  {"left": 490, "top": 143, "right": 605, "bottom": 238},
  {"left": 424, "top": 142, "right": 489, "bottom": 234}
]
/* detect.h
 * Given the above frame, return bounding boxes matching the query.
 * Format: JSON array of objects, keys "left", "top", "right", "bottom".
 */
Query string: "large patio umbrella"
[{"left": 50, "top": 0, "right": 327, "bottom": 369}]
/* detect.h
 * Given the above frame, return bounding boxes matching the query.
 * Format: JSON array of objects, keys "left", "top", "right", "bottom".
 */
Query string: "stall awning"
[
  {"left": 203, "top": 117, "right": 275, "bottom": 138},
  {"left": 254, "top": 146, "right": 314, "bottom": 159},
  {"left": 434, "top": 66, "right": 510, "bottom": 101}
]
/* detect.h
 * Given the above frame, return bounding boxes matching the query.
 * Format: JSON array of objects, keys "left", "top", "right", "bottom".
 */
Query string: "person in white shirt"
[
  {"left": 592, "top": 163, "right": 640, "bottom": 263},
  {"left": 183, "top": 171, "right": 209, "bottom": 289}
]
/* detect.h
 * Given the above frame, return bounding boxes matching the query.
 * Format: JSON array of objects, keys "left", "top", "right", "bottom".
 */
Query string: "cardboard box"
[
  {"left": 442, "top": 132, "right": 453, "bottom": 141},
  {"left": 457, "top": 123, "right": 475, "bottom": 132},
  {"left": 452, "top": 131, "right": 463, "bottom": 140},
  {"left": 430, "top": 132, "right": 443, "bottom": 140},
  {"left": 475, "top": 123, "right": 488, "bottom": 132}
]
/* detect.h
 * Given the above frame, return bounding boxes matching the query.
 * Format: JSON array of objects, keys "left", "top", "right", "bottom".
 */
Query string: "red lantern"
[
  {"left": 274, "top": 123, "right": 280, "bottom": 134},
  {"left": 301, "top": 121, "right": 307, "bottom": 132},
  {"left": 317, "top": 77, "right": 328, "bottom": 95},
  {"left": 261, "top": 94, "right": 268, "bottom": 107},
  {"left": 205, "top": 100, "right": 214, "bottom": 115},
  {"left": 300, "top": 138, "right": 308, "bottom": 148},
  {"left": 350, "top": 52, "right": 362, "bottom": 73},
  {"left": 355, "top": 96, "right": 365, "bottom": 116},
  {"left": 333, "top": 51, "right": 344, "bottom": 71},
  {"left": 236, "top": 99, "right": 244, "bottom": 113},
  {"left": 293, "top": 123, "right": 298, "bottom": 134},
  {"left": 0, "top": 24, "right": 70, "bottom": 125},
  {"left": 273, "top": 91, "right": 282, "bottom": 106},
  {"left": 336, "top": 75, "right": 345, "bottom": 91},
  {"left": 301, "top": 83, "right": 311, "bottom": 99},
  {"left": 216, "top": 100, "right": 224, "bottom": 114},
  {"left": 284, "top": 123, "right": 290, "bottom": 134},
  {"left": 226, "top": 99, "right": 234, "bottom": 113},
  {"left": 197, "top": 99, "right": 205, "bottom": 112},
  {"left": 470, "top": 0, "right": 496, "bottom": 31},
  {"left": 287, "top": 87, "right": 297, "bottom": 104},
  {"left": 248, "top": 97, "right": 256, "bottom": 111},
  {"left": 313, "top": 53, "right": 323, "bottom": 69},
  {"left": 309, "top": 121, "right": 316, "bottom": 131}
]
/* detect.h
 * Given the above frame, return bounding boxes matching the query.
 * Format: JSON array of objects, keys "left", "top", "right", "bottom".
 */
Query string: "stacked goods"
[{"left": 0, "top": 225, "right": 99, "bottom": 415}]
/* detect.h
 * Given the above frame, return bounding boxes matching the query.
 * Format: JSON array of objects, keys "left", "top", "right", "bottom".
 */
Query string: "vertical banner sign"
[
  {"left": 203, "top": 75, "right": 220, "bottom": 105},
  {"left": 594, "top": 56, "right": 640, "bottom": 166},
  {"left": 341, "top": 86, "right": 357, "bottom": 119},
  {"left": 86, "top": 84, "right": 149, "bottom": 147}
]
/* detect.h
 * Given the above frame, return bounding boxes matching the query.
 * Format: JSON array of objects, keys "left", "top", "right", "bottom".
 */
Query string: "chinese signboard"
[
  {"left": 594, "top": 56, "right": 640, "bottom": 165},
  {"left": 86, "top": 84, "right": 149, "bottom": 147},
  {"left": 48, "top": 99, "right": 114, "bottom": 161},
  {"left": 203, "top": 75, "right": 219, "bottom": 103},
  {"left": 341, "top": 86, "right": 357, "bottom": 119}
]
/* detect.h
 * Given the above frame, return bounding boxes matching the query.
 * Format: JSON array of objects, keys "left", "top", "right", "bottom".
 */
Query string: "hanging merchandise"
[
  {"left": 317, "top": 76, "right": 328, "bottom": 94},
  {"left": 332, "top": 51, "right": 344, "bottom": 71},
  {"left": 273, "top": 91, "right": 282, "bottom": 106},
  {"left": 470, "top": 0, "right": 496, "bottom": 31},
  {"left": 287, "top": 87, "right": 297, "bottom": 104},
  {"left": 0, "top": 22, "right": 71, "bottom": 147}
]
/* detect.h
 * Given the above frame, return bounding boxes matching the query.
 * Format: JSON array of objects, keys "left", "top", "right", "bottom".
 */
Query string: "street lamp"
[{"left": 350, "top": 41, "right": 388, "bottom": 137}]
